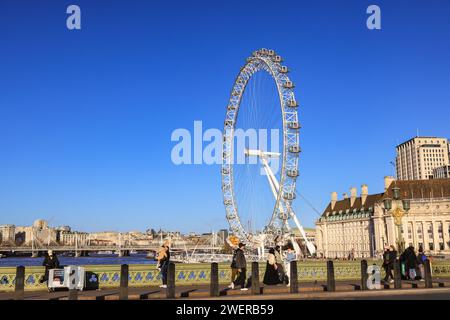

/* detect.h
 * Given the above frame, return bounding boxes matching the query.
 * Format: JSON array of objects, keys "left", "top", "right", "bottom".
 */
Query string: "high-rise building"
[{"left": 396, "top": 137, "right": 449, "bottom": 180}]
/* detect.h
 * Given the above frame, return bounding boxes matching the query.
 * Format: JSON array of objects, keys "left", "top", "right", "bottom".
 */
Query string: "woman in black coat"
[
  {"left": 40, "top": 250, "right": 60, "bottom": 284},
  {"left": 263, "top": 248, "right": 281, "bottom": 285}
]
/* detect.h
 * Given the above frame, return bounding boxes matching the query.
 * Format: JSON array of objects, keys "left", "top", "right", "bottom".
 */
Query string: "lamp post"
[{"left": 383, "top": 186, "right": 411, "bottom": 253}]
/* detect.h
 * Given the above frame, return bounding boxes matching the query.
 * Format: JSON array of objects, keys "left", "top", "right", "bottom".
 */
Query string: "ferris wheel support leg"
[{"left": 261, "top": 157, "right": 316, "bottom": 256}]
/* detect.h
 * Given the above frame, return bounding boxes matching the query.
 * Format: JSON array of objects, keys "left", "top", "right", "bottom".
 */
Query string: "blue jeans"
[
  {"left": 409, "top": 268, "right": 417, "bottom": 280},
  {"left": 160, "top": 262, "right": 169, "bottom": 285}
]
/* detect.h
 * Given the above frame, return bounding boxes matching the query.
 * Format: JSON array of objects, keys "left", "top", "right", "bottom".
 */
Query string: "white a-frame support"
[{"left": 245, "top": 149, "right": 316, "bottom": 255}]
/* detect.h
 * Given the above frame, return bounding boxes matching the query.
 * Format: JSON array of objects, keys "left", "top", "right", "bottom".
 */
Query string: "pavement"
[{"left": 1, "top": 279, "right": 450, "bottom": 300}]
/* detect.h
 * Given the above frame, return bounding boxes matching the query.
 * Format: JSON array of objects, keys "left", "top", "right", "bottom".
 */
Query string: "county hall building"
[{"left": 315, "top": 176, "right": 450, "bottom": 259}]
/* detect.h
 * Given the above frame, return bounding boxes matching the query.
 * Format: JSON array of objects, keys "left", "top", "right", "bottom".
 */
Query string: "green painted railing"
[{"left": 1, "top": 260, "right": 450, "bottom": 292}]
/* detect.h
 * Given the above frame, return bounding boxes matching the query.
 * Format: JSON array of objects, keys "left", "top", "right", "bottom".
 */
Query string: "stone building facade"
[
  {"left": 315, "top": 177, "right": 450, "bottom": 258},
  {"left": 0, "top": 225, "right": 16, "bottom": 244},
  {"left": 434, "top": 165, "right": 450, "bottom": 179}
]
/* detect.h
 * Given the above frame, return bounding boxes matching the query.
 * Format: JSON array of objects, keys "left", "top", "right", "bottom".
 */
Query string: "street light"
[{"left": 383, "top": 187, "right": 411, "bottom": 253}]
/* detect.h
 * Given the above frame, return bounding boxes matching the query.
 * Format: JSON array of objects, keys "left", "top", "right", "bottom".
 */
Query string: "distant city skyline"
[{"left": 1, "top": 1, "right": 450, "bottom": 233}]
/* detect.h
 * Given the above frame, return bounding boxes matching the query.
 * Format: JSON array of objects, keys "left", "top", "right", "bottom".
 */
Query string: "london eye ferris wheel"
[{"left": 221, "top": 48, "right": 315, "bottom": 255}]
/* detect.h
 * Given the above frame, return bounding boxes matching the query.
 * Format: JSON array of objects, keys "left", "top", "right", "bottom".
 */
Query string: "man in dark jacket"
[
  {"left": 233, "top": 243, "right": 248, "bottom": 291},
  {"left": 383, "top": 245, "right": 396, "bottom": 283},
  {"left": 40, "top": 250, "right": 60, "bottom": 286},
  {"left": 404, "top": 245, "right": 418, "bottom": 280}
]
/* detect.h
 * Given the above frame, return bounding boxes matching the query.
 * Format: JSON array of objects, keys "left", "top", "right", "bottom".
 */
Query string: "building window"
[
  {"left": 429, "top": 243, "right": 434, "bottom": 251},
  {"left": 439, "top": 243, "right": 445, "bottom": 251},
  {"left": 427, "top": 224, "right": 433, "bottom": 240},
  {"left": 408, "top": 225, "right": 413, "bottom": 240},
  {"left": 417, "top": 225, "right": 423, "bottom": 239},
  {"left": 418, "top": 243, "right": 423, "bottom": 251}
]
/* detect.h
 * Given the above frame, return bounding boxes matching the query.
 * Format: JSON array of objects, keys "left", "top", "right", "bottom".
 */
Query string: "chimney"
[
  {"left": 331, "top": 192, "right": 338, "bottom": 210},
  {"left": 384, "top": 176, "right": 395, "bottom": 191},
  {"left": 350, "top": 187, "right": 357, "bottom": 207},
  {"left": 343, "top": 192, "right": 348, "bottom": 199},
  {"left": 361, "top": 184, "right": 368, "bottom": 205}
]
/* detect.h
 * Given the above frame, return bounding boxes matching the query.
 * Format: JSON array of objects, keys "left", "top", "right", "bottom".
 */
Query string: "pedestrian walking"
[
  {"left": 274, "top": 245, "right": 285, "bottom": 283},
  {"left": 383, "top": 245, "right": 396, "bottom": 283},
  {"left": 232, "top": 242, "right": 248, "bottom": 291},
  {"left": 227, "top": 243, "right": 239, "bottom": 289},
  {"left": 156, "top": 240, "right": 170, "bottom": 288},
  {"left": 263, "top": 248, "right": 281, "bottom": 285},
  {"left": 283, "top": 243, "right": 297, "bottom": 286},
  {"left": 404, "top": 245, "right": 418, "bottom": 280},
  {"left": 417, "top": 247, "right": 427, "bottom": 281}
]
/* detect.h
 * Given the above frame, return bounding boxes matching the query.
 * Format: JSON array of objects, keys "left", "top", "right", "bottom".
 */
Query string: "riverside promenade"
[{"left": 1, "top": 279, "right": 450, "bottom": 300}]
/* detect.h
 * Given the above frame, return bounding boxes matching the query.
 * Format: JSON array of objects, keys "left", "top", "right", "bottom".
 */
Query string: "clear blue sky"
[{"left": 1, "top": 0, "right": 449, "bottom": 233}]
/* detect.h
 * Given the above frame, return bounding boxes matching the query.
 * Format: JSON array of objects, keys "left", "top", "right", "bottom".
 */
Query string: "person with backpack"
[{"left": 417, "top": 247, "right": 427, "bottom": 281}]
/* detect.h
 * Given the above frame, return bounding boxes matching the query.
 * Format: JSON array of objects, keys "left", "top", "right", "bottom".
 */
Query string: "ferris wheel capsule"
[
  {"left": 289, "top": 145, "right": 301, "bottom": 153},
  {"left": 287, "top": 169, "right": 299, "bottom": 178},
  {"left": 288, "top": 122, "right": 301, "bottom": 130},
  {"left": 283, "top": 81, "right": 295, "bottom": 89},
  {"left": 287, "top": 100, "right": 298, "bottom": 108},
  {"left": 273, "top": 55, "right": 283, "bottom": 63},
  {"left": 280, "top": 66, "right": 289, "bottom": 73}
]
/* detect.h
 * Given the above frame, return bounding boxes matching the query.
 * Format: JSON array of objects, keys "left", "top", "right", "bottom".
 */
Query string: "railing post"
[
  {"left": 424, "top": 259, "right": 433, "bottom": 288},
  {"left": 360, "top": 260, "right": 368, "bottom": 291},
  {"left": 251, "top": 262, "right": 260, "bottom": 295},
  {"left": 119, "top": 264, "right": 129, "bottom": 300},
  {"left": 210, "top": 263, "right": 219, "bottom": 297},
  {"left": 68, "top": 289, "right": 78, "bottom": 300},
  {"left": 167, "top": 262, "right": 176, "bottom": 299},
  {"left": 14, "top": 266, "right": 25, "bottom": 300},
  {"left": 290, "top": 261, "right": 298, "bottom": 293},
  {"left": 326, "top": 260, "right": 335, "bottom": 292},
  {"left": 393, "top": 259, "right": 402, "bottom": 289}
]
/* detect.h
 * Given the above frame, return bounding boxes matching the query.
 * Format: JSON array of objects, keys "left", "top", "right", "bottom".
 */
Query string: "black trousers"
[
  {"left": 384, "top": 264, "right": 394, "bottom": 281},
  {"left": 233, "top": 268, "right": 247, "bottom": 288},
  {"left": 160, "top": 262, "right": 169, "bottom": 285}
]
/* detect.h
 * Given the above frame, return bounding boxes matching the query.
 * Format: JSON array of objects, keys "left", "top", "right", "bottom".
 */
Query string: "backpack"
[{"left": 419, "top": 253, "right": 427, "bottom": 263}]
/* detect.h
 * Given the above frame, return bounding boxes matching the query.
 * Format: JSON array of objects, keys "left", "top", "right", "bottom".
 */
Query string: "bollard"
[
  {"left": 393, "top": 260, "right": 402, "bottom": 289},
  {"left": 14, "top": 266, "right": 25, "bottom": 300},
  {"left": 326, "top": 260, "right": 335, "bottom": 292},
  {"left": 360, "top": 260, "right": 368, "bottom": 291},
  {"left": 167, "top": 262, "right": 176, "bottom": 299},
  {"left": 251, "top": 262, "right": 260, "bottom": 295},
  {"left": 119, "top": 264, "right": 129, "bottom": 300},
  {"left": 210, "top": 263, "right": 219, "bottom": 297},
  {"left": 424, "top": 259, "right": 433, "bottom": 288},
  {"left": 290, "top": 261, "right": 298, "bottom": 294},
  {"left": 68, "top": 289, "right": 78, "bottom": 300}
]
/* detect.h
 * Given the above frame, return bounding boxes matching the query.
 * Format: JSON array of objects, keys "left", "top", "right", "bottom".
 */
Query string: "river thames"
[{"left": 0, "top": 253, "right": 156, "bottom": 267}]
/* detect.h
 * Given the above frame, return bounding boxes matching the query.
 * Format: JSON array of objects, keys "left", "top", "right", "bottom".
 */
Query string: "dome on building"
[{"left": 33, "top": 219, "right": 49, "bottom": 230}]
